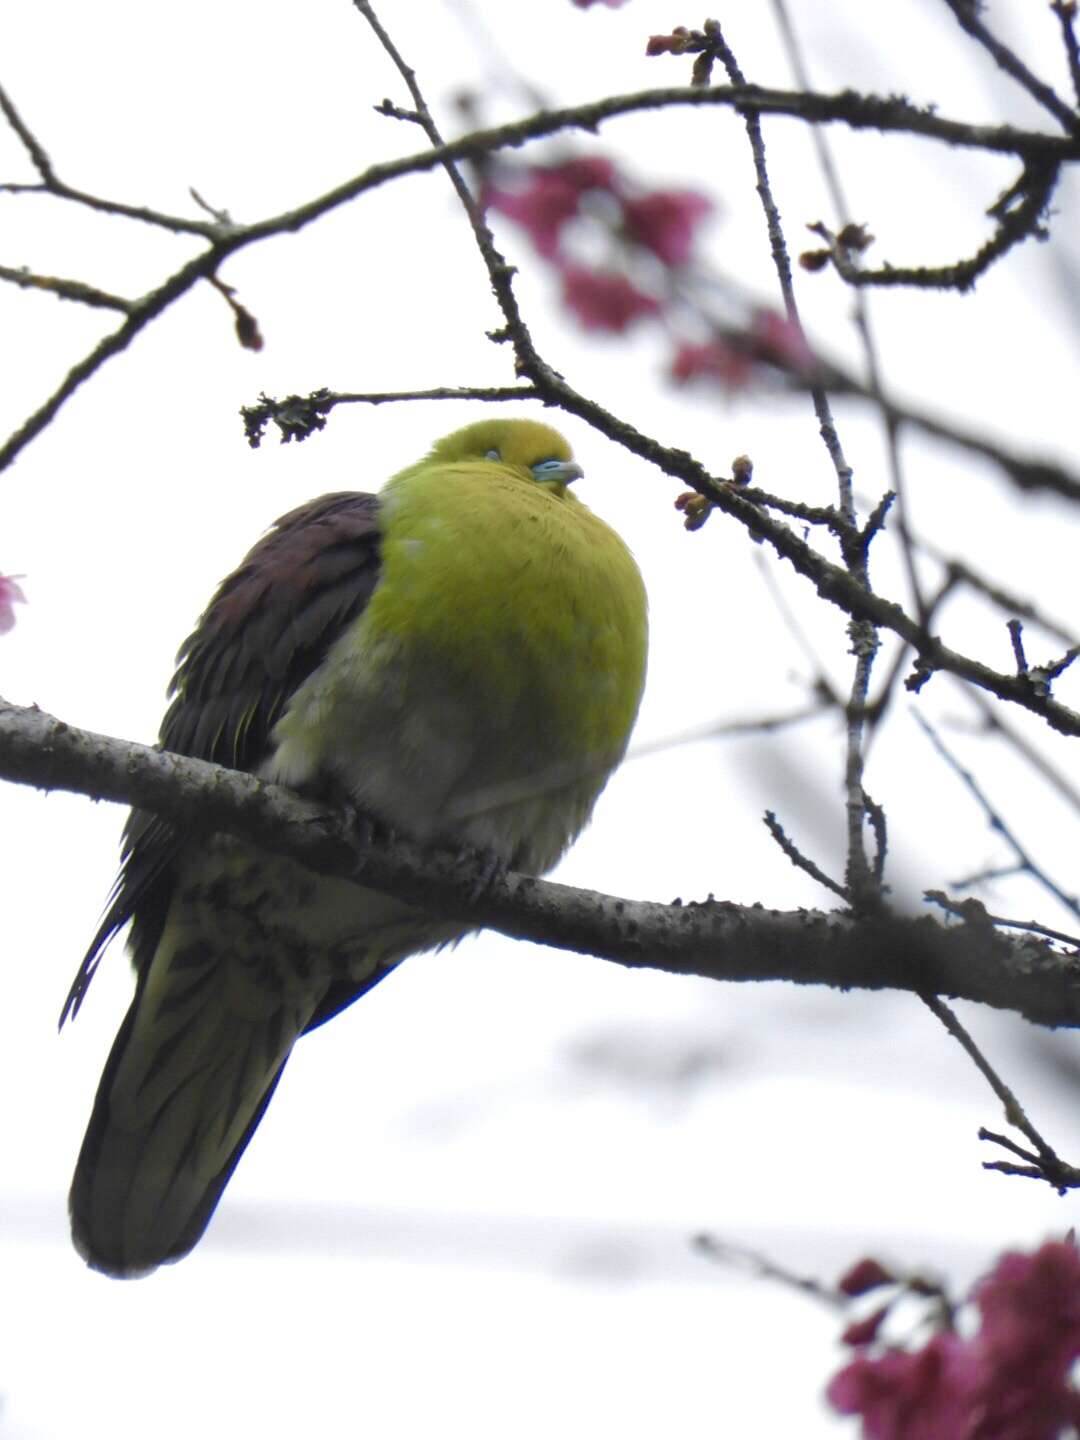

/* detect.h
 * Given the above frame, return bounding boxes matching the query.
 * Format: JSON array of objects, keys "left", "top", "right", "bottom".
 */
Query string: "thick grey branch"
[{"left": 2, "top": 697, "right": 1079, "bottom": 1029}]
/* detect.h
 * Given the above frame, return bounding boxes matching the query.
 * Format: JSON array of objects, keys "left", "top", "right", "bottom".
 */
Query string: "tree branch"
[
  {"left": 3, "top": 76, "right": 1076, "bottom": 476},
  {"left": 3, "top": 697, "right": 1080, "bottom": 1029}
]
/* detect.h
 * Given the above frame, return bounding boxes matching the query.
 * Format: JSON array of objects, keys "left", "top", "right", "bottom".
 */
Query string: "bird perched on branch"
[{"left": 63, "top": 417, "right": 648, "bottom": 1278}]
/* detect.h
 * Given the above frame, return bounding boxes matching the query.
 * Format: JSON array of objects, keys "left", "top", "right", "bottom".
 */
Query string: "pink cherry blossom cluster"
[
  {"left": 484, "top": 155, "right": 710, "bottom": 330},
  {"left": 672, "top": 311, "right": 818, "bottom": 391},
  {"left": 826, "top": 1239, "right": 1080, "bottom": 1439},
  {"left": 483, "top": 154, "right": 816, "bottom": 391},
  {"left": 0, "top": 573, "right": 26, "bottom": 634}
]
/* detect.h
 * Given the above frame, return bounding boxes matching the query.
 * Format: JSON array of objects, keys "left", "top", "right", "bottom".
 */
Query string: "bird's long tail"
[{"left": 69, "top": 930, "right": 318, "bottom": 1279}]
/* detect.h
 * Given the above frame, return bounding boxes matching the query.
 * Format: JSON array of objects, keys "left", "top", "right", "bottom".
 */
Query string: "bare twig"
[
  {"left": 924, "top": 554, "right": 1077, "bottom": 648},
  {"left": 865, "top": 574, "right": 960, "bottom": 736},
  {"left": 961, "top": 687, "right": 1080, "bottom": 817},
  {"left": 1052, "top": 0, "right": 1080, "bottom": 107},
  {"left": 914, "top": 712, "right": 1080, "bottom": 920},
  {"left": 811, "top": 162, "right": 1057, "bottom": 293},
  {"left": 763, "top": 810, "right": 849, "bottom": 901},
  {"left": 1007, "top": 618, "right": 1029, "bottom": 676},
  {"left": 754, "top": 553, "right": 843, "bottom": 706},
  {"left": 926, "top": 890, "right": 1080, "bottom": 949},
  {"left": 921, "top": 992, "right": 1080, "bottom": 1192},
  {"left": 870, "top": 390, "right": 1080, "bottom": 506},
  {"left": 731, "top": 485, "right": 849, "bottom": 535},
  {"left": 708, "top": 28, "right": 855, "bottom": 509},
  {"left": 693, "top": 1234, "right": 844, "bottom": 1308},
  {"left": 242, "top": 385, "right": 541, "bottom": 447},
  {"left": 708, "top": 23, "right": 884, "bottom": 906},
  {"left": 771, "top": 0, "right": 929, "bottom": 630},
  {"left": 0, "top": 81, "right": 221, "bottom": 238},
  {"left": 939, "top": 0, "right": 1080, "bottom": 135},
  {"left": 0, "top": 79, "right": 57, "bottom": 183},
  {"left": 0, "top": 264, "right": 133, "bottom": 313}
]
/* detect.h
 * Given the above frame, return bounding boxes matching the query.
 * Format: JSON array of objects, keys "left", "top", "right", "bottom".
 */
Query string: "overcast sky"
[{"left": 2, "top": 3, "right": 1079, "bottom": 1437}]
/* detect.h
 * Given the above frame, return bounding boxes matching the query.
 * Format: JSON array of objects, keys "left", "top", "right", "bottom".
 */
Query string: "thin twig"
[
  {"left": 865, "top": 574, "right": 960, "bottom": 738},
  {"left": 753, "top": 552, "right": 843, "bottom": 706},
  {"left": 734, "top": 485, "right": 850, "bottom": 535},
  {"left": 869, "top": 389, "right": 1080, "bottom": 506},
  {"left": 772, "top": 0, "right": 929, "bottom": 628},
  {"left": 241, "top": 385, "right": 542, "bottom": 446},
  {"left": 763, "top": 811, "right": 849, "bottom": 901},
  {"left": 950, "top": 863, "right": 1024, "bottom": 890},
  {"left": 694, "top": 1234, "right": 845, "bottom": 1308},
  {"left": 926, "top": 890, "right": 1080, "bottom": 950},
  {"left": 351, "top": 0, "right": 543, "bottom": 382},
  {"left": 921, "top": 553, "right": 1077, "bottom": 648},
  {"left": 813, "top": 162, "right": 1058, "bottom": 293},
  {"left": 939, "top": 0, "right": 1080, "bottom": 135},
  {"left": 961, "top": 687, "right": 1080, "bottom": 818},
  {"left": 0, "top": 80, "right": 220, "bottom": 238},
  {"left": 0, "top": 264, "right": 133, "bottom": 312},
  {"left": 1051, "top": 0, "right": 1080, "bottom": 107},
  {"left": 709, "top": 23, "right": 883, "bottom": 906},
  {"left": 920, "top": 992, "right": 1080, "bottom": 1192},
  {"left": 914, "top": 712, "right": 1080, "bottom": 920},
  {"left": 0, "top": 80, "right": 57, "bottom": 183},
  {"left": 708, "top": 29, "right": 854, "bottom": 510},
  {"left": 863, "top": 792, "right": 888, "bottom": 887}
]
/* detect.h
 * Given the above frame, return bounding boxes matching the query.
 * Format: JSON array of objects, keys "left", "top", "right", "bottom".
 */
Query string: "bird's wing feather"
[{"left": 61, "top": 492, "right": 383, "bottom": 1026}]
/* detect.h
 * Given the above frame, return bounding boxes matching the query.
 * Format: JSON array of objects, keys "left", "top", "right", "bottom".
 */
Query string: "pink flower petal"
[
  {"left": 560, "top": 265, "right": 660, "bottom": 333},
  {"left": 0, "top": 574, "right": 27, "bottom": 635},
  {"left": 623, "top": 189, "right": 712, "bottom": 267}
]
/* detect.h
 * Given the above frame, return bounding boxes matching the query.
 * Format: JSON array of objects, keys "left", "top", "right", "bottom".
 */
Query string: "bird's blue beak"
[{"left": 532, "top": 459, "right": 584, "bottom": 492}]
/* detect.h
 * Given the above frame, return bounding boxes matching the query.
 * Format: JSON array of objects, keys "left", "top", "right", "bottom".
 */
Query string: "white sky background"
[{"left": 1, "top": 2, "right": 1079, "bottom": 1437}]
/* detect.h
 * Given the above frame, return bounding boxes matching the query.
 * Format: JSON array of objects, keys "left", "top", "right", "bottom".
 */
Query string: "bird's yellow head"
[{"left": 427, "top": 419, "right": 584, "bottom": 496}]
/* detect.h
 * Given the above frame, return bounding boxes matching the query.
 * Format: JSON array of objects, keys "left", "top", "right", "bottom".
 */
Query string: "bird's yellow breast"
[{"left": 371, "top": 462, "right": 647, "bottom": 759}]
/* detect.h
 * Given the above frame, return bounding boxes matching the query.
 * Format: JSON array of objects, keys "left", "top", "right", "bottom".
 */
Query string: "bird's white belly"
[{"left": 263, "top": 622, "right": 607, "bottom": 873}]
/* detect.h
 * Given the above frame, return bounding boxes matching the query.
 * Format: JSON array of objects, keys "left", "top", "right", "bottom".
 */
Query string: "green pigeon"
[{"left": 64, "top": 417, "right": 648, "bottom": 1278}]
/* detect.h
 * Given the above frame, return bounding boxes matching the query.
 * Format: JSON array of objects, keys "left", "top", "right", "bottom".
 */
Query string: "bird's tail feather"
[{"left": 70, "top": 935, "right": 317, "bottom": 1279}]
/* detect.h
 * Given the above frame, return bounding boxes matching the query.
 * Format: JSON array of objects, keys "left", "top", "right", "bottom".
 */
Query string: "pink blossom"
[
  {"left": 485, "top": 173, "right": 580, "bottom": 258},
  {"left": 839, "top": 1258, "right": 897, "bottom": 1298},
  {"left": 485, "top": 159, "right": 618, "bottom": 258},
  {"left": 670, "top": 339, "right": 753, "bottom": 390},
  {"left": 827, "top": 1333, "right": 982, "bottom": 1440},
  {"left": 560, "top": 265, "right": 660, "bottom": 332},
  {"left": 827, "top": 1241, "right": 1080, "bottom": 1439},
  {"left": 976, "top": 1241, "right": 1080, "bottom": 1373},
  {"left": 842, "top": 1305, "right": 892, "bottom": 1349},
  {"left": 972, "top": 1241, "right": 1080, "bottom": 1434},
  {"left": 646, "top": 33, "right": 689, "bottom": 56},
  {"left": 623, "top": 189, "right": 712, "bottom": 267},
  {"left": 553, "top": 156, "right": 618, "bottom": 193},
  {"left": 669, "top": 315, "right": 818, "bottom": 393},
  {"left": 0, "top": 574, "right": 26, "bottom": 634},
  {"left": 749, "top": 309, "right": 817, "bottom": 374}
]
